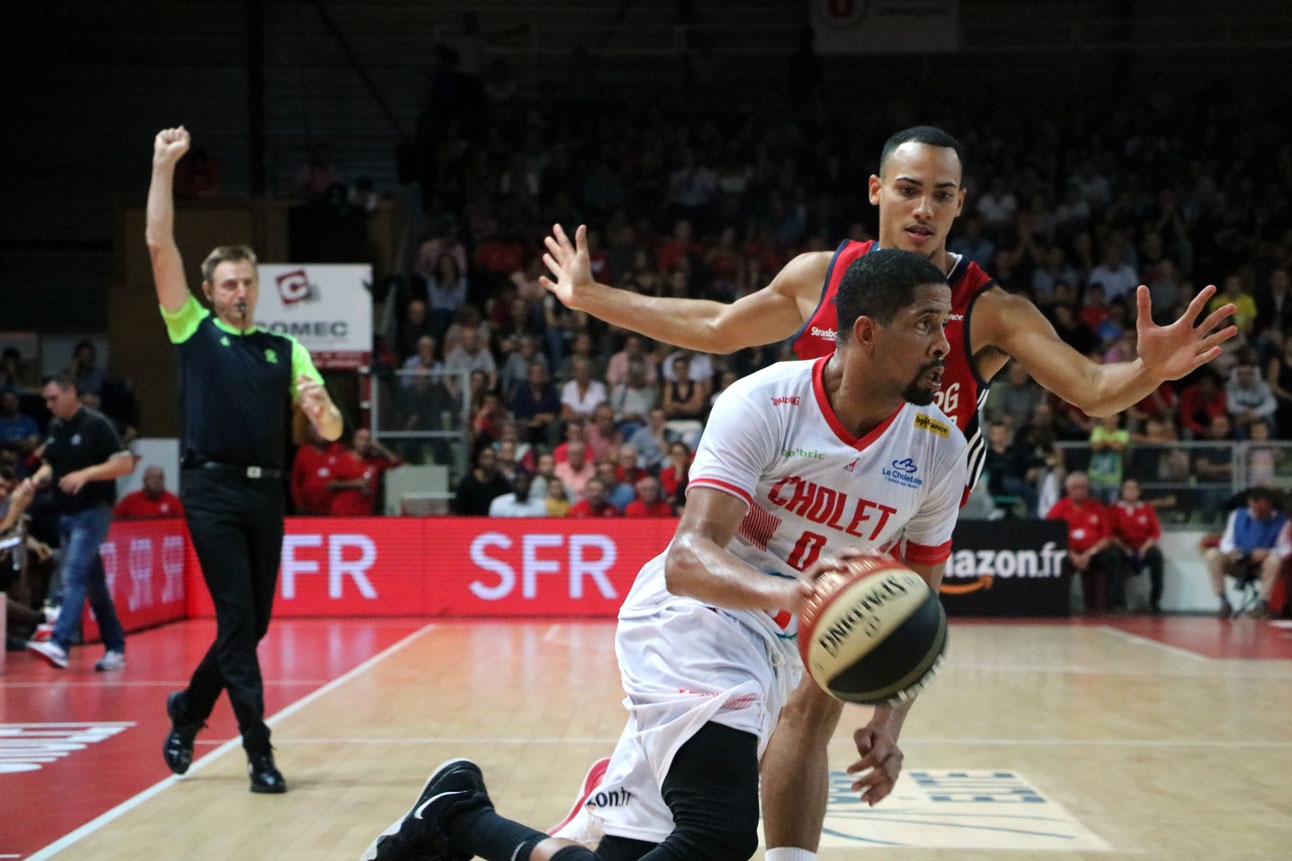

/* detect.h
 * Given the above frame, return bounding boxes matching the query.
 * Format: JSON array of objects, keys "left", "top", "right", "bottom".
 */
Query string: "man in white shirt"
[
  {"left": 487, "top": 471, "right": 547, "bottom": 517},
  {"left": 1226, "top": 361, "right": 1279, "bottom": 438},
  {"left": 1087, "top": 244, "right": 1140, "bottom": 303}
]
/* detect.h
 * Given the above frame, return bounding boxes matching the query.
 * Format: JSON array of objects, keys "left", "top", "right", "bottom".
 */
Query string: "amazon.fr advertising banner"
[
  {"left": 939, "top": 520, "right": 1070, "bottom": 616},
  {"left": 184, "top": 517, "right": 678, "bottom": 619}
]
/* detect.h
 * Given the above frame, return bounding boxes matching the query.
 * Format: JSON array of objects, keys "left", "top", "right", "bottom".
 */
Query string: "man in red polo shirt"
[
  {"left": 329, "top": 428, "right": 403, "bottom": 516},
  {"left": 291, "top": 426, "right": 344, "bottom": 515},
  {"left": 1107, "top": 478, "right": 1165, "bottom": 614},
  {"left": 569, "top": 477, "right": 619, "bottom": 518},
  {"left": 1046, "top": 470, "right": 1119, "bottom": 613},
  {"left": 624, "top": 475, "right": 673, "bottom": 517},
  {"left": 114, "top": 465, "right": 185, "bottom": 519}
]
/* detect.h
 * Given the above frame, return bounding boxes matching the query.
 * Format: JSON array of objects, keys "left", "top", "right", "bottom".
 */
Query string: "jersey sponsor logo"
[
  {"left": 783, "top": 447, "right": 826, "bottom": 460},
  {"left": 587, "top": 785, "right": 634, "bottom": 810},
  {"left": 913, "top": 413, "right": 950, "bottom": 437},
  {"left": 939, "top": 542, "right": 1066, "bottom": 594},
  {"left": 882, "top": 458, "right": 923, "bottom": 488},
  {"left": 220, "top": 336, "right": 231, "bottom": 346},
  {"left": 770, "top": 395, "right": 801, "bottom": 406},
  {"left": 948, "top": 313, "right": 965, "bottom": 321},
  {"left": 766, "top": 475, "right": 898, "bottom": 541},
  {"left": 810, "top": 326, "right": 837, "bottom": 339},
  {"left": 264, "top": 348, "right": 279, "bottom": 363}
]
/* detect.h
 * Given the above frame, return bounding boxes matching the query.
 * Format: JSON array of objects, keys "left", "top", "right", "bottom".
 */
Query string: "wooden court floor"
[{"left": 4, "top": 616, "right": 1292, "bottom": 859}]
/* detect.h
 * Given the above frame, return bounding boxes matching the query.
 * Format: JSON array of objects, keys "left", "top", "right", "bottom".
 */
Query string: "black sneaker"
[
  {"left": 360, "top": 758, "right": 491, "bottom": 861},
  {"left": 249, "top": 750, "right": 287, "bottom": 794},
  {"left": 162, "top": 691, "right": 204, "bottom": 775}
]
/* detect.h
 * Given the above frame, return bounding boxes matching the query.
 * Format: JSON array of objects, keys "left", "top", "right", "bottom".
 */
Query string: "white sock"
[{"left": 765, "top": 850, "right": 817, "bottom": 861}]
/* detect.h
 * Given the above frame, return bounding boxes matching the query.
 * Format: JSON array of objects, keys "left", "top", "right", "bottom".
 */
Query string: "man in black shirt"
[
  {"left": 23, "top": 374, "right": 135, "bottom": 671},
  {"left": 148, "top": 126, "right": 343, "bottom": 794},
  {"left": 453, "top": 446, "right": 513, "bottom": 515}
]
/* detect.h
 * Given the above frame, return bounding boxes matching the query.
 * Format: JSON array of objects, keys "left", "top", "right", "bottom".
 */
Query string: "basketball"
[{"left": 798, "top": 555, "right": 947, "bottom": 705}]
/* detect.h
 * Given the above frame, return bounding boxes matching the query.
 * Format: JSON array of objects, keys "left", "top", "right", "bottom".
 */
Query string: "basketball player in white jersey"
[{"left": 362, "top": 248, "right": 967, "bottom": 861}]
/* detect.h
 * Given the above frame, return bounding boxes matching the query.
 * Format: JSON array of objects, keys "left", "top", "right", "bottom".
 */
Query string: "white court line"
[
  {"left": 26, "top": 623, "right": 437, "bottom": 861},
  {"left": 1098, "top": 625, "right": 1211, "bottom": 660}
]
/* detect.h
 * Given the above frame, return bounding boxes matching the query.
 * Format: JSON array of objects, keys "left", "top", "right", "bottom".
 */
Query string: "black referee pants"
[{"left": 179, "top": 468, "right": 284, "bottom": 755}]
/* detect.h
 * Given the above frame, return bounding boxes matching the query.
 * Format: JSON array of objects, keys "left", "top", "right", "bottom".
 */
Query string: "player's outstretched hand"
[
  {"left": 540, "top": 223, "right": 596, "bottom": 311},
  {"left": 1136, "top": 284, "right": 1238, "bottom": 381},
  {"left": 847, "top": 724, "right": 904, "bottom": 806},
  {"left": 153, "top": 126, "right": 191, "bottom": 168}
]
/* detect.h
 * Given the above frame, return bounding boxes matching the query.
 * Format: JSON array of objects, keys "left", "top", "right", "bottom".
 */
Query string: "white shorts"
[{"left": 592, "top": 599, "right": 802, "bottom": 844}]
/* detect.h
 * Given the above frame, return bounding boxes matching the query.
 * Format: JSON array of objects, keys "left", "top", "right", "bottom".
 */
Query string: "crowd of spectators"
[
  {"left": 12, "top": 72, "right": 1292, "bottom": 527},
  {"left": 340, "top": 70, "right": 1292, "bottom": 523}
]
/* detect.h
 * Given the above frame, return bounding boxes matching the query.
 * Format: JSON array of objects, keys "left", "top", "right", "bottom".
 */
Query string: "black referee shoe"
[
  {"left": 249, "top": 750, "right": 288, "bottom": 794},
  {"left": 162, "top": 691, "right": 204, "bottom": 775},
  {"left": 360, "top": 758, "right": 490, "bottom": 861}
]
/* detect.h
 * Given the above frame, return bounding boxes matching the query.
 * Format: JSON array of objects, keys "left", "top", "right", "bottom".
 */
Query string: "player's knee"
[
  {"left": 667, "top": 813, "right": 760, "bottom": 861},
  {"left": 780, "top": 678, "right": 844, "bottom": 732}
]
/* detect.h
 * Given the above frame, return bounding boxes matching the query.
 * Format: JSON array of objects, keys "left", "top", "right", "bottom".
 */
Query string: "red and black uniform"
[{"left": 792, "top": 240, "right": 997, "bottom": 501}]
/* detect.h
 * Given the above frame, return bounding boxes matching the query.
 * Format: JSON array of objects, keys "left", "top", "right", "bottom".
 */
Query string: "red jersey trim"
[
  {"left": 687, "top": 478, "right": 754, "bottom": 509},
  {"left": 903, "top": 538, "right": 954, "bottom": 565},
  {"left": 949, "top": 254, "right": 997, "bottom": 391},
  {"left": 810, "top": 356, "right": 902, "bottom": 450},
  {"left": 791, "top": 239, "right": 871, "bottom": 358}
]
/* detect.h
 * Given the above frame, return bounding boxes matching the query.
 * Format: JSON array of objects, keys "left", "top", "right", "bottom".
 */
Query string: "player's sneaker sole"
[
  {"left": 27, "top": 639, "right": 68, "bottom": 669},
  {"left": 547, "top": 756, "right": 610, "bottom": 847}
]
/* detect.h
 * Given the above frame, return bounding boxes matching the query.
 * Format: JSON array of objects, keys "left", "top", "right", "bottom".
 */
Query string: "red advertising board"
[
  {"left": 83, "top": 519, "right": 189, "bottom": 641},
  {"left": 184, "top": 517, "right": 678, "bottom": 618}
]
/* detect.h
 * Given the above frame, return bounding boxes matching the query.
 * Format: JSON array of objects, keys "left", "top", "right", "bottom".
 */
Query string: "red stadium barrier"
[
  {"left": 183, "top": 517, "right": 679, "bottom": 618},
  {"left": 84, "top": 519, "right": 190, "bottom": 641}
]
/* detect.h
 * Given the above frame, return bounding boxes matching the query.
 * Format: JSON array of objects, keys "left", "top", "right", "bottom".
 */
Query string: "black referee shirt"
[
  {"left": 163, "top": 295, "right": 323, "bottom": 470},
  {"left": 42, "top": 407, "right": 128, "bottom": 513}
]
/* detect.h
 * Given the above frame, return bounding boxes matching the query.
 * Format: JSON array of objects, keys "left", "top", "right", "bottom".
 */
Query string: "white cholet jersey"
[{"left": 620, "top": 357, "right": 967, "bottom": 643}]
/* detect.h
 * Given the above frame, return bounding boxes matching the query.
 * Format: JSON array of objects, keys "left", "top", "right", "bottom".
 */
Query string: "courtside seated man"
[
  {"left": 539, "top": 126, "right": 1237, "bottom": 859},
  {"left": 362, "top": 249, "right": 966, "bottom": 861},
  {"left": 146, "top": 126, "right": 343, "bottom": 793}
]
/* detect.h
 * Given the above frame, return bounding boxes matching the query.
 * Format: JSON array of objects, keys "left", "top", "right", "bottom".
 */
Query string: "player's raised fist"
[{"left": 153, "top": 126, "right": 190, "bottom": 166}]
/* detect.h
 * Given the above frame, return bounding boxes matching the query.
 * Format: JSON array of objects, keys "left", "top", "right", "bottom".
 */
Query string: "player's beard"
[{"left": 902, "top": 360, "right": 944, "bottom": 406}]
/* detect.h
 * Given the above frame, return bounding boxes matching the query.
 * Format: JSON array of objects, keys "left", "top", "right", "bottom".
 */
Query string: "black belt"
[{"left": 184, "top": 460, "right": 283, "bottom": 480}]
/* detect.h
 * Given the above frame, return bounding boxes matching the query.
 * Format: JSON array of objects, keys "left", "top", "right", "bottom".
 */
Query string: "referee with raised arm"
[{"left": 146, "top": 126, "right": 343, "bottom": 794}]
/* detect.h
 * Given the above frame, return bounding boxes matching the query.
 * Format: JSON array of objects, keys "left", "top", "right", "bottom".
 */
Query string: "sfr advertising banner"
[
  {"left": 184, "top": 518, "right": 678, "bottom": 618},
  {"left": 85, "top": 519, "right": 188, "bottom": 641}
]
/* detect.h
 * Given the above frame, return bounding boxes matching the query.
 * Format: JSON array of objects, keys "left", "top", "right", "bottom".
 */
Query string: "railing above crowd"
[{"left": 1016, "top": 440, "right": 1292, "bottom": 529}]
